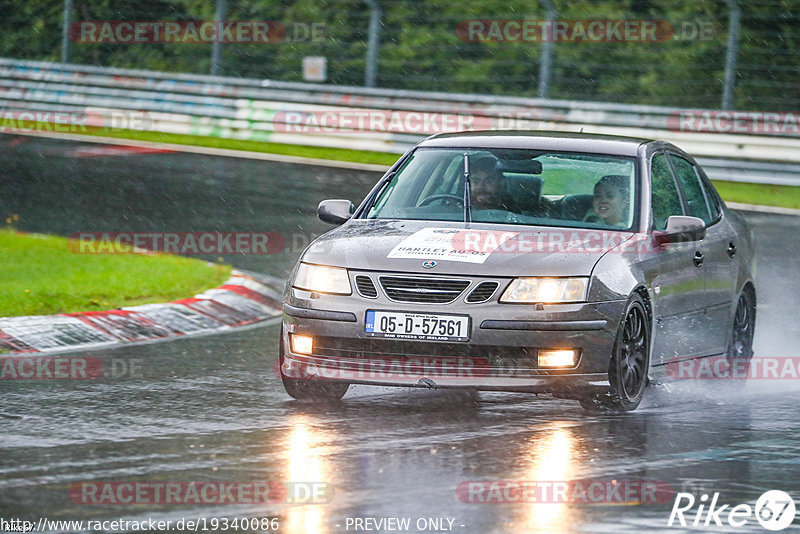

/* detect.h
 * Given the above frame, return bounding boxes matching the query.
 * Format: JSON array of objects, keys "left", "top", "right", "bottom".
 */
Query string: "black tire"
[
  {"left": 723, "top": 288, "right": 756, "bottom": 383},
  {"left": 279, "top": 328, "right": 349, "bottom": 402},
  {"left": 581, "top": 293, "right": 650, "bottom": 413}
]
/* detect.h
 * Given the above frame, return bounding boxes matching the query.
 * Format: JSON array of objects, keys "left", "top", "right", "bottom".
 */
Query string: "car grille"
[
  {"left": 313, "top": 336, "right": 538, "bottom": 369},
  {"left": 355, "top": 275, "right": 378, "bottom": 298},
  {"left": 465, "top": 281, "right": 500, "bottom": 303},
  {"left": 379, "top": 276, "right": 470, "bottom": 304}
]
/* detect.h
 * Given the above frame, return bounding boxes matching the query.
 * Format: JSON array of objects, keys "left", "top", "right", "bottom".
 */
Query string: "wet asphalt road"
[{"left": 1, "top": 135, "right": 800, "bottom": 533}]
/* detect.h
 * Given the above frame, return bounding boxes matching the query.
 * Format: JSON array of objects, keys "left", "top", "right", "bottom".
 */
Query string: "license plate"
[{"left": 365, "top": 310, "right": 470, "bottom": 342}]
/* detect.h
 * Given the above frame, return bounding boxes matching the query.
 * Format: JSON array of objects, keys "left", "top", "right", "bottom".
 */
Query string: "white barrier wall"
[{"left": 1, "top": 58, "right": 799, "bottom": 185}]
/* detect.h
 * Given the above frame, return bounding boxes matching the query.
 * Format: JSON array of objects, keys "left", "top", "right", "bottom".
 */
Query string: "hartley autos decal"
[{"left": 387, "top": 228, "right": 518, "bottom": 264}]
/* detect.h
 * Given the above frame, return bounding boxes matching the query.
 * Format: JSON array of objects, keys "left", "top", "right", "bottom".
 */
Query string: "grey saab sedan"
[{"left": 279, "top": 131, "right": 756, "bottom": 411}]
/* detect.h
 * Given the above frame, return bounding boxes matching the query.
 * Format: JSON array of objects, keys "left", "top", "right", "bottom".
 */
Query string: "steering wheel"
[{"left": 418, "top": 194, "right": 464, "bottom": 207}]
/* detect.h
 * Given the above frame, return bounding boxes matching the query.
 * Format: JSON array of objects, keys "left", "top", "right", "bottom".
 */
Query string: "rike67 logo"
[{"left": 668, "top": 490, "right": 796, "bottom": 531}]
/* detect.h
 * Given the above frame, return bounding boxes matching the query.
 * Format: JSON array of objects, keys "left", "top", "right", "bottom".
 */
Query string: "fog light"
[
  {"left": 290, "top": 334, "right": 314, "bottom": 355},
  {"left": 538, "top": 349, "right": 577, "bottom": 368}
]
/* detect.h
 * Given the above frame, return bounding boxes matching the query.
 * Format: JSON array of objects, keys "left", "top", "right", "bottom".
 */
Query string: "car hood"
[{"left": 302, "top": 220, "right": 636, "bottom": 277}]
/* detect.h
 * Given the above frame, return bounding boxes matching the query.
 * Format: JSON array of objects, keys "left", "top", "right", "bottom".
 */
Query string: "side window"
[
  {"left": 707, "top": 187, "right": 722, "bottom": 219},
  {"left": 696, "top": 167, "right": 722, "bottom": 220},
  {"left": 650, "top": 154, "right": 683, "bottom": 231},
  {"left": 670, "top": 155, "right": 712, "bottom": 224}
]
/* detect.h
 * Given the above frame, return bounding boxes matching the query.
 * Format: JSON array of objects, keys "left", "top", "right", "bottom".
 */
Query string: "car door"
[
  {"left": 646, "top": 152, "right": 709, "bottom": 364},
  {"left": 669, "top": 154, "right": 736, "bottom": 356}
]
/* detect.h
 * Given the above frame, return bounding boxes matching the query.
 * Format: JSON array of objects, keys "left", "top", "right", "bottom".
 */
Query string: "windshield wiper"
[
  {"left": 463, "top": 153, "right": 472, "bottom": 223},
  {"left": 361, "top": 171, "right": 395, "bottom": 218}
]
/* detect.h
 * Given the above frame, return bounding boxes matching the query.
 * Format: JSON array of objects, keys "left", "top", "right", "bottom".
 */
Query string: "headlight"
[
  {"left": 293, "top": 263, "right": 352, "bottom": 295},
  {"left": 500, "top": 277, "right": 588, "bottom": 303}
]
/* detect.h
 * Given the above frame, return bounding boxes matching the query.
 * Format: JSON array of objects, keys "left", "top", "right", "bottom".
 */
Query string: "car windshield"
[{"left": 366, "top": 147, "right": 637, "bottom": 230}]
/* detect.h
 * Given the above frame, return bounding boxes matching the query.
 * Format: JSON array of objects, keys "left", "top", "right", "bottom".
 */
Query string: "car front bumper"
[{"left": 280, "top": 284, "right": 626, "bottom": 396}]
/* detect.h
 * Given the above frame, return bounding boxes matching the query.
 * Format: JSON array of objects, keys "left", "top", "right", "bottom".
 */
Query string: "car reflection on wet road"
[{"left": 1, "top": 135, "right": 799, "bottom": 532}]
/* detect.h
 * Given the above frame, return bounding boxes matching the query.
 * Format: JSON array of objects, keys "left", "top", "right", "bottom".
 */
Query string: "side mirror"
[
  {"left": 318, "top": 199, "right": 354, "bottom": 225},
  {"left": 659, "top": 215, "right": 706, "bottom": 243}
]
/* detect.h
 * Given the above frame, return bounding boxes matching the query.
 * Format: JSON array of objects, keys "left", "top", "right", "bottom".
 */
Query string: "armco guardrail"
[{"left": 1, "top": 58, "right": 800, "bottom": 185}]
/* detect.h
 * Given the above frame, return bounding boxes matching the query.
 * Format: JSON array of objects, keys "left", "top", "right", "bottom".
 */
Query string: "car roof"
[{"left": 417, "top": 130, "right": 653, "bottom": 157}]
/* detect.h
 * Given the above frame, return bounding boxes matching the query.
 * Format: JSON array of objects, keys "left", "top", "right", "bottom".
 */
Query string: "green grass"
[
  {"left": 526, "top": 167, "right": 800, "bottom": 211},
  {"left": 18, "top": 123, "right": 800, "bottom": 209},
  {"left": 0, "top": 229, "right": 231, "bottom": 317},
  {"left": 72, "top": 125, "right": 401, "bottom": 166},
  {"left": 90, "top": 128, "right": 800, "bottom": 209},
  {"left": 710, "top": 180, "right": 800, "bottom": 210}
]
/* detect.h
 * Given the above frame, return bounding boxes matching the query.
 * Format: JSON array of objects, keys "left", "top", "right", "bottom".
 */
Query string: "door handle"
[
  {"left": 727, "top": 242, "right": 737, "bottom": 258},
  {"left": 693, "top": 251, "right": 704, "bottom": 267}
]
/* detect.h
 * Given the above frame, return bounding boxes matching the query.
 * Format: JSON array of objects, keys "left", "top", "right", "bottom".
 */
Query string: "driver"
[{"left": 469, "top": 156, "right": 506, "bottom": 210}]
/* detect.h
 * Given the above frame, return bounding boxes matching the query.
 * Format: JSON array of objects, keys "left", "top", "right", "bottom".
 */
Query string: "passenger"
[{"left": 585, "top": 174, "right": 630, "bottom": 227}]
